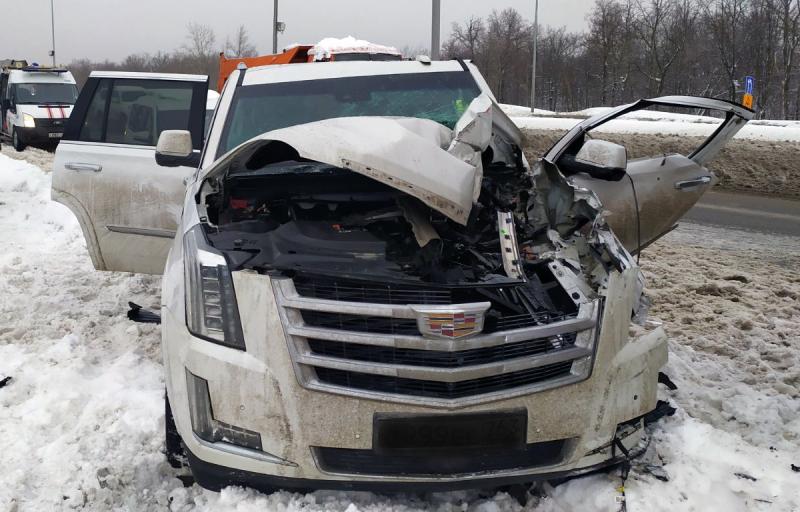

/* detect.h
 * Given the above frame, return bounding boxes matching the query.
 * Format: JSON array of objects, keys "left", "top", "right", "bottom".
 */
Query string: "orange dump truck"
[{"left": 217, "top": 39, "right": 404, "bottom": 91}]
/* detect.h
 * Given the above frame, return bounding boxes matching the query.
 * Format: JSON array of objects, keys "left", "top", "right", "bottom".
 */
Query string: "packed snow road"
[{"left": 1, "top": 149, "right": 798, "bottom": 511}]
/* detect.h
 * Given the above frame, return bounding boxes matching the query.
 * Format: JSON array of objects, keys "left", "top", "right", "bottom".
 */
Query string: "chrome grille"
[
  {"left": 314, "top": 362, "right": 575, "bottom": 399},
  {"left": 274, "top": 278, "right": 600, "bottom": 407},
  {"left": 307, "top": 333, "right": 578, "bottom": 368}
]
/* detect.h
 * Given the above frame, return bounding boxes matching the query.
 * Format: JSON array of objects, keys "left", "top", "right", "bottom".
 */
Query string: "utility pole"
[
  {"left": 530, "top": 0, "right": 538, "bottom": 113},
  {"left": 272, "top": 0, "right": 279, "bottom": 54},
  {"left": 50, "top": 0, "right": 56, "bottom": 66},
  {"left": 431, "top": 0, "right": 441, "bottom": 60}
]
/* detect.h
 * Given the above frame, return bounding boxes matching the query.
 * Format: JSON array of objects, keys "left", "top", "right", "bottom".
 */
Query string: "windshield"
[
  {"left": 13, "top": 83, "right": 78, "bottom": 105},
  {"left": 218, "top": 71, "right": 481, "bottom": 155}
]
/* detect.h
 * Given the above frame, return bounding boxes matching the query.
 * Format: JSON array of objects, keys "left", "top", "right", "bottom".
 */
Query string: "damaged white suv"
[{"left": 51, "top": 61, "right": 751, "bottom": 493}]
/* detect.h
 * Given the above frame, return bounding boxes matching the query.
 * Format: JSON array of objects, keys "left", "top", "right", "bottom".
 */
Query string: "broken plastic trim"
[{"left": 127, "top": 302, "right": 161, "bottom": 324}]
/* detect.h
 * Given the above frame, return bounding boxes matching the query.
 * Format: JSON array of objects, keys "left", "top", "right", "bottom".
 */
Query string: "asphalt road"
[{"left": 685, "top": 190, "right": 800, "bottom": 236}]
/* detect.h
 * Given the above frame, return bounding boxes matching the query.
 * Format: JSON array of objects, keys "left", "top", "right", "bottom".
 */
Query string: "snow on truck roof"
[
  {"left": 241, "top": 60, "right": 469, "bottom": 87},
  {"left": 307, "top": 36, "right": 402, "bottom": 61}
]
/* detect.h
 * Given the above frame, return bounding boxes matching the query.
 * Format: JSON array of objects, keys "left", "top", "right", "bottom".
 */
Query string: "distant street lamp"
[
  {"left": 50, "top": 0, "right": 56, "bottom": 66},
  {"left": 531, "top": 0, "right": 539, "bottom": 113},
  {"left": 431, "top": 0, "right": 441, "bottom": 60}
]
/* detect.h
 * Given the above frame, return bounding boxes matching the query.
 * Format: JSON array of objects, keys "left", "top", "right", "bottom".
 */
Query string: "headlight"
[
  {"left": 183, "top": 225, "right": 246, "bottom": 350},
  {"left": 22, "top": 113, "right": 36, "bottom": 128}
]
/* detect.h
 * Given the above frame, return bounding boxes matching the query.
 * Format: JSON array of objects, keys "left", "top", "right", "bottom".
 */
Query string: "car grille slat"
[
  {"left": 307, "top": 333, "right": 577, "bottom": 368},
  {"left": 293, "top": 276, "right": 452, "bottom": 305},
  {"left": 274, "top": 277, "right": 598, "bottom": 405},
  {"left": 302, "top": 310, "right": 419, "bottom": 335},
  {"left": 313, "top": 362, "right": 575, "bottom": 399}
]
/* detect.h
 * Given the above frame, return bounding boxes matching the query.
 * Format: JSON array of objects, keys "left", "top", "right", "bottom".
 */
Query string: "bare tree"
[
  {"left": 776, "top": 0, "right": 800, "bottom": 117},
  {"left": 224, "top": 25, "right": 258, "bottom": 58},
  {"left": 183, "top": 23, "right": 217, "bottom": 60},
  {"left": 704, "top": 0, "right": 749, "bottom": 101},
  {"left": 444, "top": 17, "right": 486, "bottom": 63},
  {"left": 632, "top": 0, "right": 692, "bottom": 95},
  {"left": 586, "top": 0, "right": 629, "bottom": 104}
]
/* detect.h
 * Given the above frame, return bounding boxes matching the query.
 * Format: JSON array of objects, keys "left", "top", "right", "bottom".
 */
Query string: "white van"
[{"left": 0, "top": 60, "right": 78, "bottom": 150}]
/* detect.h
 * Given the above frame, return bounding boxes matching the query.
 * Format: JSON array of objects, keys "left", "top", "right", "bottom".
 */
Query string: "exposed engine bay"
[{"left": 195, "top": 95, "right": 640, "bottom": 321}]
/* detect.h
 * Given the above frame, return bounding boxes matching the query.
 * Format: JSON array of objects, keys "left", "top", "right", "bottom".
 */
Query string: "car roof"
[
  {"left": 241, "top": 60, "right": 469, "bottom": 87},
  {"left": 89, "top": 71, "right": 207, "bottom": 82},
  {"left": 8, "top": 69, "right": 76, "bottom": 84}
]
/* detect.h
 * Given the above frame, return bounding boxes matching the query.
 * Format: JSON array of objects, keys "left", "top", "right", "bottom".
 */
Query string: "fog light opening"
[{"left": 186, "top": 369, "right": 263, "bottom": 452}]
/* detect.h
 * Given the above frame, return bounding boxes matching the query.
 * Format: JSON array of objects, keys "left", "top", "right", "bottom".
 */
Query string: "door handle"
[
  {"left": 65, "top": 162, "right": 102, "bottom": 173},
  {"left": 674, "top": 176, "right": 712, "bottom": 190}
]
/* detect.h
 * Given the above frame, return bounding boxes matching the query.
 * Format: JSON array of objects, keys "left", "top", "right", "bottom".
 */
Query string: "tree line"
[
  {"left": 445, "top": 0, "right": 800, "bottom": 119},
  {"left": 66, "top": 1, "right": 800, "bottom": 119},
  {"left": 67, "top": 23, "right": 257, "bottom": 92}
]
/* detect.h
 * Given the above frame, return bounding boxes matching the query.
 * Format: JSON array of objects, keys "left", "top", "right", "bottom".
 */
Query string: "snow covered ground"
[
  {"left": 500, "top": 104, "right": 800, "bottom": 142},
  {"left": 1, "top": 149, "right": 798, "bottom": 511}
]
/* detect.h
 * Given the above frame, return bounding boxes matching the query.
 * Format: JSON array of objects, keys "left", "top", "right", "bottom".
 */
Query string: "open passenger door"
[
  {"left": 52, "top": 72, "right": 208, "bottom": 274},
  {"left": 543, "top": 96, "right": 753, "bottom": 252}
]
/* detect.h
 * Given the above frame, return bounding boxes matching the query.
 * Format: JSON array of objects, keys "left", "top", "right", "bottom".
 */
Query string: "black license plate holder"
[{"left": 373, "top": 410, "right": 528, "bottom": 455}]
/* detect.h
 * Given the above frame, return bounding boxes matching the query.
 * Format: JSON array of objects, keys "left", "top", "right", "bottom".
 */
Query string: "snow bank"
[
  {"left": 501, "top": 104, "right": 800, "bottom": 142},
  {"left": 309, "top": 37, "right": 402, "bottom": 61},
  {"left": 1, "top": 149, "right": 797, "bottom": 511},
  {"left": 498, "top": 103, "right": 556, "bottom": 117}
]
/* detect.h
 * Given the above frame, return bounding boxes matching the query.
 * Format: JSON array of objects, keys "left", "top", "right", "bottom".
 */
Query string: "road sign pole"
[{"left": 432, "top": 0, "right": 441, "bottom": 60}]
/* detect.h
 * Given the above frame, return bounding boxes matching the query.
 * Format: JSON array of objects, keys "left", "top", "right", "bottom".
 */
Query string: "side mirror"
[
  {"left": 574, "top": 139, "right": 628, "bottom": 173},
  {"left": 155, "top": 130, "right": 198, "bottom": 168}
]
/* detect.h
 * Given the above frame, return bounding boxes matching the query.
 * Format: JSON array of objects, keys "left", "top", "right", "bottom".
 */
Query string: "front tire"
[
  {"left": 12, "top": 128, "right": 25, "bottom": 152},
  {"left": 165, "top": 393, "right": 187, "bottom": 469}
]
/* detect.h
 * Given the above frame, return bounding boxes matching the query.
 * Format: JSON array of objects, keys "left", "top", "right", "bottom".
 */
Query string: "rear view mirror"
[
  {"left": 575, "top": 139, "right": 628, "bottom": 173},
  {"left": 156, "top": 130, "right": 198, "bottom": 168}
]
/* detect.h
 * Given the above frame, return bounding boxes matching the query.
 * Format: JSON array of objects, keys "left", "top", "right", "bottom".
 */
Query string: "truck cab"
[
  {"left": 0, "top": 60, "right": 78, "bottom": 150},
  {"left": 51, "top": 58, "right": 751, "bottom": 494}
]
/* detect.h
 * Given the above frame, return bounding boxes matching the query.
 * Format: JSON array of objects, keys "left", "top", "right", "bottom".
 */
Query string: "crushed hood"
[{"left": 202, "top": 95, "right": 522, "bottom": 225}]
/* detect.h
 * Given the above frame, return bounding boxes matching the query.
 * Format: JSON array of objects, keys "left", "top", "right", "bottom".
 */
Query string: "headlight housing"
[
  {"left": 22, "top": 113, "right": 36, "bottom": 128},
  {"left": 183, "top": 225, "right": 245, "bottom": 350}
]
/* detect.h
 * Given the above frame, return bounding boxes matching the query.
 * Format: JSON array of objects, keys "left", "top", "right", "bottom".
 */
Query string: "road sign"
[
  {"left": 743, "top": 94, "right": 754, "bottom": 109},
  {"left": 745, "top": 76, "right": 755, "bottom": 95}
]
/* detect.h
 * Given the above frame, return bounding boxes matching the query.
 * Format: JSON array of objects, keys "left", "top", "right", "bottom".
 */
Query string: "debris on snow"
[{"left": 127, "top": 302, "right": 162, "bottom": 325}]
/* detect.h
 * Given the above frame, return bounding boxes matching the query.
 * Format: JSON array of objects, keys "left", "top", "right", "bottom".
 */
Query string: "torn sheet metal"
[
  {"left": 448, "top": 95, "right": 493, "bottom": 201},
  {"left": 201, "top": 95, "right": 522, "bottom": 227},
  {"left": 203, "top": 117, "right": 479, "bottom": 225}
]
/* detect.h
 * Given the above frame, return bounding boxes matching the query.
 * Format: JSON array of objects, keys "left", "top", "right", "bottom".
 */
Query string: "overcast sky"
[{"left": 5, "top": 0, "right": 595, "bottom": 64}]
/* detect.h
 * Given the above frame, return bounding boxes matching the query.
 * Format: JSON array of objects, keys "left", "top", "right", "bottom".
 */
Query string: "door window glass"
[
  {"left": 106, "top": 80, "right": 194, "bottom": 146},
  {"left": 79, "top": 79, "right": 111, "bottom": 142}
]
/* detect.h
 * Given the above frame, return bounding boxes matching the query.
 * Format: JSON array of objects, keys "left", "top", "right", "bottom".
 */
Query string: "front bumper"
[
  {"left": 186, "top": 436, "right": 647, "bottom": 493},
  {"left": 161, "top": 267, "right": 667, "bottom": 490},
  {"left": 16, "top": 125, "right": 64, "bottom": 145}
]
